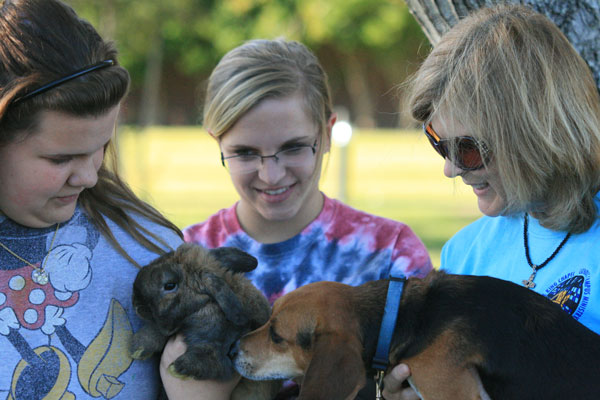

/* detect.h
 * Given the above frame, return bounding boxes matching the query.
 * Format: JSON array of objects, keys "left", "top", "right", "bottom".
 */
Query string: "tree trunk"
[
  {"left": 342, "top": 53, "right": 376, "bottom": 129},
  {"left": 404, "top": 0, "right": 600, "bottom": 91},
  {"left": 139, "top": 30, "right": 164, "bottom": 127}
]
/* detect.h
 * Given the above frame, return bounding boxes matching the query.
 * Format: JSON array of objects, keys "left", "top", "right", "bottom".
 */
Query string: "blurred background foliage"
[
  {"left": 65, "top": 0, "right": 429, "bottom": 128},
  {"left": 60, "top": 0, "right": 596, "bottom": 266},
  {"left": 64, "top": 0, "right": 481, "bottom": 266}
]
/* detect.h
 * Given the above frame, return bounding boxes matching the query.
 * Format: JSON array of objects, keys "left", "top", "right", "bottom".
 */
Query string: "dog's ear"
[
  {"left": 298, "top": 332, "right": 367, "bottom": 400},
  {"left": 204, "top": 272, "right": 249, "bottom": 326},
  {"left": 209, "top": 247, "right": 258, "bottom": 273}
]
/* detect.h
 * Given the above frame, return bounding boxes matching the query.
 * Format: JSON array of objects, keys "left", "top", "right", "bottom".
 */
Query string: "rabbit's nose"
[{"left": 228, "top": 340, "right": 240, "bottom": 360}]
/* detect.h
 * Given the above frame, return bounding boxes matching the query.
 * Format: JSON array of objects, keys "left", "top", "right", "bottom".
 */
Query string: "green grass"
[{"left": 117, "top": 126, "right": 481, "bottom": 267}]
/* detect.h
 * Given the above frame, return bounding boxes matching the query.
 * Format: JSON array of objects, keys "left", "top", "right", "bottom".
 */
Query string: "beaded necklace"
[{"left": 522, "top": 214, "right": 570, "bottom": 288}]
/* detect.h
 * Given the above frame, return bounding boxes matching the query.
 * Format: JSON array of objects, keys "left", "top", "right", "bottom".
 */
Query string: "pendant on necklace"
[
  {"left": 522, "top": 265, "right": 538, "bottom": 288},
  {"left": 32, "top": 269, "right": 49, "bottom": 285}
]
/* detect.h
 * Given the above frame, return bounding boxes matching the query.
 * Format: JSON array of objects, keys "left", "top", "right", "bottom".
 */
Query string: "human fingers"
[
  {"left": 160, "top": 334, "right": 187, "bottom": 367},
  {"left": 160, "top": 334, "right": 239, "bottom": 400},
  {"left": 382, "top": 364, "right": 420, "bottom": 400}
]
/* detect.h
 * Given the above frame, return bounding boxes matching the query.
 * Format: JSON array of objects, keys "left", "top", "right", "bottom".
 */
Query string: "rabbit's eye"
[{"left": 163, "top": 282, "right": 178, "bottom": 292}]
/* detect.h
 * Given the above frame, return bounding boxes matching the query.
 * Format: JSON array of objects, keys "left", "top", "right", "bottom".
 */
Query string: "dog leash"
[{"left": 372, "top": 275, "right": 406, "bottom": 400}]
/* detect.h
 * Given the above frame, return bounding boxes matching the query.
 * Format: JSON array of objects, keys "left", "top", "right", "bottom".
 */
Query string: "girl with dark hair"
[{"left": 0, "top": 0, "right": 183, "bottom": 398}]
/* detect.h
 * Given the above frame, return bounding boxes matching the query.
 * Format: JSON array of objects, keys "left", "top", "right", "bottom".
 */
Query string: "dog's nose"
[{"left": 228, "top": 340, "right": 240, "bottom": 360}]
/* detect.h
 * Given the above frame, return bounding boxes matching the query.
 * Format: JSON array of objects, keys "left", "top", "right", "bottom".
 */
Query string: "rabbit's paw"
[
  {"left": 130, "top": 346, "right": 154, "bottom": 360},
  {"left": 130, "top": 339, "right": 156, "bottom": 360},
  {"left": 167, "top": 363, "right": 192, "bottom": 380},
  {"left": 171, "top": 349, "right": 233, "bottom": 381},
  {"left": 130, "top": 328, "right": 166, "bottom": 359}
]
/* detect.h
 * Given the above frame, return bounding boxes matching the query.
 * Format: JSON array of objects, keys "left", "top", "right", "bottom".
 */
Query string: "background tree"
[
  {"left": 65, "top": 0, "right": 429, "bottom": 127},
  {"left": 404, "top": 0, "right": 600, "bottom": 91}
]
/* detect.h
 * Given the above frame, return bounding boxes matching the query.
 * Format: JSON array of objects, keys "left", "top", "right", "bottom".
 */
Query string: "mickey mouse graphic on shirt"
[{"left": 1, "top": 211, "right": 134, "bottom": 399}]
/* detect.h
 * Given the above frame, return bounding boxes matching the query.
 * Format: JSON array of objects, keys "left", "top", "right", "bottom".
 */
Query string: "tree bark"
[
  {"left": 404, "top": 0, "right": 600, "bottom": 91},
  {"left": 139, "top": 30, "right": 164, "bottom": 127},
  {"left": 342, "top": 53, "right": 377, "bottom": 129}
]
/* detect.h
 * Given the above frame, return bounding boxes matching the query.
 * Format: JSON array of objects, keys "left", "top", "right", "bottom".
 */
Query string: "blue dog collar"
[{"left": 372, "top": 275, "right": 406, "bottom": 371}]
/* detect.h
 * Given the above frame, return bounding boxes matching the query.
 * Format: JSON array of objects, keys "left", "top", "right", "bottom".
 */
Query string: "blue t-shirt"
[
  {"left": 441, "top": 195, "right": 600, "bottom": 334},
  {"left": 0, "top": 206, "right": 183, "bottom": 399}
]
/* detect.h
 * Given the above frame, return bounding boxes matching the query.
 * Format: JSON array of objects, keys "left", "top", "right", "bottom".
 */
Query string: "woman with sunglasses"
[
  {"left": 172, "top": 38, "right": 433, "bottom": 399},
  {"left": 383, "top": 4, "right": 600, "bottom": 399},
  {"left": 0, "top": 0, "right": 188, "bottom": 398}
]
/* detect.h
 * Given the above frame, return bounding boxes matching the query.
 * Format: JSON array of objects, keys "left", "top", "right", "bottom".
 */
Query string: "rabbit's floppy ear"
[
  {"left": 209, "top": 247, "right": 258, "bottom": 273},
  {"left": 204, "top": 272, "right": 249, "bottom": 326}
]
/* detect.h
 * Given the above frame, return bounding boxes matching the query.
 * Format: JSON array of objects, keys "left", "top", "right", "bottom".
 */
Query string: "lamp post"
[{"left": 331, "top": 120, "right": 353, "bottom": 202}]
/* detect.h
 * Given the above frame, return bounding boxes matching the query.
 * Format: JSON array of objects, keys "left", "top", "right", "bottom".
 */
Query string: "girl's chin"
[{"left": 257, "top": 205, "right": 299, "bottom": 222}]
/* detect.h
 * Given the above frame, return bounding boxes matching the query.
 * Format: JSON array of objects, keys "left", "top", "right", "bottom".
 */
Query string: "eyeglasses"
[
  {"left": 11, "top": 59, "right": 115, "bottom": 105},
  {"left": 423, "top": 123, "right": 490, "bottom": 171},
  {"left": 221, "top": 139, "right": 318, "bottom": 175}
]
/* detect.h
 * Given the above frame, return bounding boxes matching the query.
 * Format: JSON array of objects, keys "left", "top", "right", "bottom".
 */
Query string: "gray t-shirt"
[{"left": 0, "top": 206, "right": 183, "bottom": 399}]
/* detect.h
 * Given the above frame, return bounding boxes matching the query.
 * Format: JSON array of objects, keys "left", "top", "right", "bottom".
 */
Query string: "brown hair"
[
  {"left": 408, "top": 4, "right": 600, "bottom": 233},
  {"left": 0, "top": 0, "right": 182, "bottom": 264}
]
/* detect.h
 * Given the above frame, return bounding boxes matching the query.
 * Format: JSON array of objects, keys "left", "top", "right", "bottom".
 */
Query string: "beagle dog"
[{"left": 231, "top": 270, "right": 600, "bottom": 400}]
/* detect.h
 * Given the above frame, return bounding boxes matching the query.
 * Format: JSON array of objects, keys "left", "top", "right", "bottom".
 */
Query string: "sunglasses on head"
[{"left": 423, "top": 123, "right": 490, "bottom": 171}]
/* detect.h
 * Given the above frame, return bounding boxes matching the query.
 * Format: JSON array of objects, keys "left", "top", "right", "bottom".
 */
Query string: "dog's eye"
[
  {"left": 163, "top": 282, "right": 178, "bottom": 292},
  {"left": 269, "top": 326, "right": 284, "bottom": 344}
]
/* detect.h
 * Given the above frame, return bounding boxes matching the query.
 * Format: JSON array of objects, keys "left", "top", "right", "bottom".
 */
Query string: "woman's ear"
[{"left": 323, "top": 113, "right": 337, "bottom": 154}]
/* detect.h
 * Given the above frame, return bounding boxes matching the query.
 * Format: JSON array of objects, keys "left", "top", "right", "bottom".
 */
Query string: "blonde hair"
[
  {"left": 0, "top": 0, "right": 182, "bottom": 264},
  {"left": 203, "top": 39, "right": 333, "bottom": 157},
  {"left": 408, "top": 4, "right": 600, "bottom": 233}
]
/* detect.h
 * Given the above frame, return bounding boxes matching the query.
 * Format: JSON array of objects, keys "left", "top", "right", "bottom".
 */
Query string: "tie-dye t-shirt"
[{"left": 184, "top": 194, "right": 432, "bottom": 303}]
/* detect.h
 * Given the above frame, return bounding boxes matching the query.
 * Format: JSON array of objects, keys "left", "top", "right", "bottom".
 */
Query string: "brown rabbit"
[{"left": 130, "top": 243, "right": 280, "bottom": 400}]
